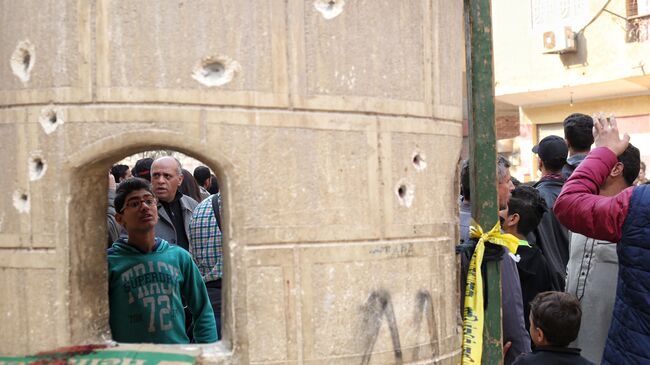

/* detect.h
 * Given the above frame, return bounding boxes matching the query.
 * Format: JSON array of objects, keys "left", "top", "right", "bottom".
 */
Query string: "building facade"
[{"left": 493, "top": 0, "right": 650, "bottom": 181}]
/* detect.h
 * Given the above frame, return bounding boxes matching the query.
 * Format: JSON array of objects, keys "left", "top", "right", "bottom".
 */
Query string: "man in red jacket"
[{"left": 554, "top": 114, "right": 650, "bottom": 365}]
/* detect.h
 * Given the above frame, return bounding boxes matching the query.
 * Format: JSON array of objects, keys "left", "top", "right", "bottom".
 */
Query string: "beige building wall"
[
  {"left": 492, "top": 0, "right": 650, "bottom": 180},
  {"left": 0, "top": 1, "right": 464, "bottom": 364}
]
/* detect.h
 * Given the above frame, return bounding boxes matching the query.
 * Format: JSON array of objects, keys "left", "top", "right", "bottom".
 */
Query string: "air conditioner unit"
[{"left": 542, "top": 27, "right": 576, "bottom": 54}]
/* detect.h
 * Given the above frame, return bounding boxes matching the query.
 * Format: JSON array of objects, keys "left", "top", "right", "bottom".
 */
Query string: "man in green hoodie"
[{"left": 108, "top": 177, "right": 217, "bottom": 344}]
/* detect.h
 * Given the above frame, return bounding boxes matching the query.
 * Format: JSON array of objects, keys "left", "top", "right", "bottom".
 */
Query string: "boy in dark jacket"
[
  {"left": 513, "top": 292, "right": 594, "bottom": 365},
  {"left": 500, "top": 186, "right": 555, "bottom": 331},
  {"left": 108, "top": 178, "right": 217, "bottom": 344}
]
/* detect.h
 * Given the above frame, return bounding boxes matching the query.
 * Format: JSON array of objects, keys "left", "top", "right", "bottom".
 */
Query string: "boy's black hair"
[
  {"left": 114, "top": 177, "right": 155, "bottom": 213},
  {"left": 193, "top": 166, "right": 212, "bottom": 186},
  {"left": 131, "top": 158, "right": 154, "bottom": 182},
  {"left": 208, "top": 174, "right": 219, "bottom": 194},
  {"left": 618, "top": 143, "right": 641, "bottom": 187},
  {"left": 563, "top": 113, "right": 594, "bottom": 151},
  {"left": 507, "top": 185, "right": 546, "bottom": 236},
  {"left": 460, "top": 160, "right": 470, "bottom": 201},
  {"left": 530, "top": 291, "right": 582, "bottom": 347},
  {"left": 110, "top": 164, "right": 130, "bottom": 183}
]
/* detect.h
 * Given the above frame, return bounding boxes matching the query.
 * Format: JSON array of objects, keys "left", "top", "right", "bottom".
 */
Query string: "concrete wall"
[{"left": 0, "top": 1, "right": 464, "bottom": 363}]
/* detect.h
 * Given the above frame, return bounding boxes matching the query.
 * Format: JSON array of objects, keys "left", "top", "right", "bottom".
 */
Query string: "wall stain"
[
  {"left": 412, "top": 290, "right": 439, "bottom": 360},
  {"left": 360, "top": 290, "right": 403, "bottom": 365},
  {"left": 359, "top": 290, "right": 440, "bottom": 365}
]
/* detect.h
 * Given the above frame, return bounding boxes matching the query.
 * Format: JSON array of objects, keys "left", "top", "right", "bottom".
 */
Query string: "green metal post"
[{"left": 464, "top": 0, "right": 502, "bottom": 364}]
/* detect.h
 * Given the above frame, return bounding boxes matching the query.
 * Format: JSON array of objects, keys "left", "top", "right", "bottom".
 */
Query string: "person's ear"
[
  {"left": 610, "top": 162, "right": 624, "bottom": 178},
  {"left": 177, "top": 172, "right": 184, "bottom": 187},
  {"left": 507, "top": 213, "right": 520, "bottom": 228},
  {"left": 115, "top": 212, "right": 124, "bottom": 226},
  {"left": 533, "top": 326, "right": 545, "bottom": 343}
]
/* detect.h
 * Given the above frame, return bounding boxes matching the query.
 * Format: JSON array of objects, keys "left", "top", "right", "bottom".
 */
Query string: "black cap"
[{"left": 532, "top": 135, "right": 568, "bottom": 164}]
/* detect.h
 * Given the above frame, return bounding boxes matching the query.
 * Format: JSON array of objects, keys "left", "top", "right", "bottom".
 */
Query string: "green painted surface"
[{"left": 464, "top": 0, "right": 503, "bottom": 363}]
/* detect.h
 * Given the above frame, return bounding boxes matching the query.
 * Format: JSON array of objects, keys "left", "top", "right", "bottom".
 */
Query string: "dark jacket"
[
  {"left": 554, "top": 147, "right": 650, "bottom": 365},
  {"left": 562, "top": 153, "right": 587, "bottom": 180},
  {"left": 515, "top": 243, "right": 555, "bottom": 331},
  {"left": 512, "top": 346, "right": 594, "bottom": 365},
  {"left": 457, "top": 241, "right": 531, "bottom": 365},
  {"left": 603, "top": 186, "right": 650, "bottom": 365},
  {"left": 528, "top": 176, "right": 569, "bottom": 291}
]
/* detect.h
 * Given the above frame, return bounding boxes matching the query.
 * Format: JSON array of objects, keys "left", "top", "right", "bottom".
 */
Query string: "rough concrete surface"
[{"left": 0, "top": 1, "right": 464, "bottom": 364}]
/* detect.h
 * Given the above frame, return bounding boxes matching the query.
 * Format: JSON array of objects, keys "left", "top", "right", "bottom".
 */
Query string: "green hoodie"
[{"left": 108, "top": 237, "right": 217, "bottom": 343}]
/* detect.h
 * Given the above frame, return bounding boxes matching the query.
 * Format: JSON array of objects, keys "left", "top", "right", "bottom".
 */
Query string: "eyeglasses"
[{"left": 120, "top": 196, "right": 158, "bottom": 212}]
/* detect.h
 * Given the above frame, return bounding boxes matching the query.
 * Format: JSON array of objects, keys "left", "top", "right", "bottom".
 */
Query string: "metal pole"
[{"left": 463, "top": 0, "right": 502, "bottom": 363}]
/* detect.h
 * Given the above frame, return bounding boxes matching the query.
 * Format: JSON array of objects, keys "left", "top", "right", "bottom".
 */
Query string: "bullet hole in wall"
[
  {"left": 398, "top": 185, "right": 406, "bottom": 198},
  {"left": 314, "top": 0, "right": 345, "bottom": 19},
  {"left": 29, "top": 156, "right": 46, "bottom": 181},
  {"left": 22, "top": 52, "right": 30, "bottom": 72},
  {"left": 191, "top": 56, "right": 240, "bottom": 87},
  {"left": 39, "top": 107, "right": 64, "bottom": 134},
  {"left": 13, "top": 190, "right": 30, "bottom": 213},
  {"left": 395, "top": 180, "right": 415, "bottom": 208},
  {"left": 10, "top": 40, "right": 35, "bottom": 83},
  {"left": 412, "top": 152, "right": 427, "bottom": 171}
]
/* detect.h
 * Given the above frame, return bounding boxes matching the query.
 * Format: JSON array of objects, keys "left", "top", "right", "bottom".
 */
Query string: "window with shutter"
[{"left": 626, "top": 0, "right": 650, "bottom": 42}]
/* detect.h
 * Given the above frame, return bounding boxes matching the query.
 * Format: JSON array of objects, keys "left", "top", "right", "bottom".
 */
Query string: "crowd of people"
[
  {"left": 459, "top": 113, "right": 650, "bottom": 364},
  {"left": 106, "top": 156, "right": 223, "bottom": 344},
  {"left": 104, "top": 112, "right": 650, "bottom": 361}
]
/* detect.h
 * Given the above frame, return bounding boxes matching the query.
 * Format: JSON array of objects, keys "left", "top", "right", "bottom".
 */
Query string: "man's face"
[
  {"left": 115, "top": 189, "right": 158, "bottom": 232},
  {"left": 497, "top": 168, "right": 515, "bottom": 210},
  {"left": 151, "top": 158, "right": 183, "bottom": 203}
]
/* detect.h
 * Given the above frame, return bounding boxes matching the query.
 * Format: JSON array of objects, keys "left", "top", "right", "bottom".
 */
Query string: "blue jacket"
[{"left": 602, "top": 185, "right": 650, "bottom": 364}]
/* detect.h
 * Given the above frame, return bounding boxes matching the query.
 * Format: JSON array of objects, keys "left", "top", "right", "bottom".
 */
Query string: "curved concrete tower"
[{"left": 0, "top": 1, "right": 464, "bottom": 363}]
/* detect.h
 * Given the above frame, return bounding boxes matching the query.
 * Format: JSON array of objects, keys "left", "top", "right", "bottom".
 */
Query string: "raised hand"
[{"left": 592, "top": 113, "right": 630, "bottom": 156}]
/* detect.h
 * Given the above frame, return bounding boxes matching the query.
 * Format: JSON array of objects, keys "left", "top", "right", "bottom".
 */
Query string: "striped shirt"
[{"left": 188, "top": 193, "right": 222, "bottom": 282}]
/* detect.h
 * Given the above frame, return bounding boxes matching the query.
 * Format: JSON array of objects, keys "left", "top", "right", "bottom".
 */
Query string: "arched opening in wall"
[{"left": 67, "top": 146, "right": 230, "bottom": 348}]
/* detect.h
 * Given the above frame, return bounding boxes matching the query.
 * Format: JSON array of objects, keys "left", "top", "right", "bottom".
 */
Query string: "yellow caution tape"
[{"left": 461, "top": 220, "right": 519, "bottom": 364}]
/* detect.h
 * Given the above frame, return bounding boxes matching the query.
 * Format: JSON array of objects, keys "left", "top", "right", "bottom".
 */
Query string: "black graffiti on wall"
[
  {"left": 412, "top": 290, "right": 439, "bottom": 360},
  {"left": 359, "top": 290, "right": 440, "bottom": 365},
  {"left": 360, "top": 290, "right": 403, "bottom": 365}
]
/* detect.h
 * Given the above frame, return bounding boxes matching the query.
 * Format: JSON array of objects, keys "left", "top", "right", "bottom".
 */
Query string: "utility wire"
[{"left": 576, "top": 0, "right": 613, "bottom": 34}]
